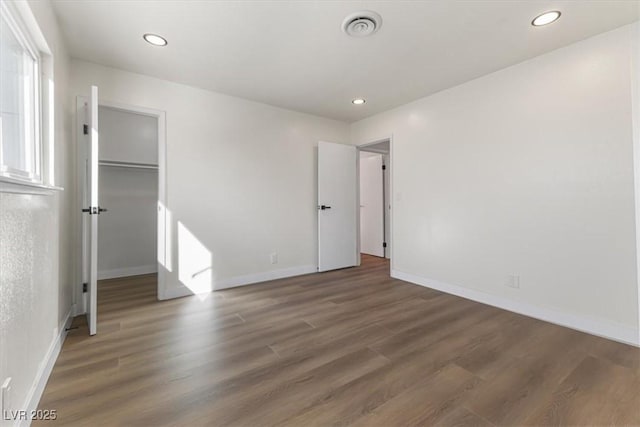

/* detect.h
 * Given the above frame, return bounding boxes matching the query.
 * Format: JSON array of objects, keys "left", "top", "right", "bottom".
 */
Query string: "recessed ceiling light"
[
  {"left": 352, "top": 98, "right": 366, "bottom": 105},
  {"left": 531, "top": 11, "right": 561, "bottom": 26},
  {"left": 143, "top": 33, "right": 168, "bottom": 46}
]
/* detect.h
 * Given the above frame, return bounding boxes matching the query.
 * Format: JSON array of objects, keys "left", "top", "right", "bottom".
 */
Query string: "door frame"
[
  {"left": 356, "top": 136, "right": 393, "bottom": 269},
  {"left": 75, "top": 97, "right": 168, "bottom": 313}
]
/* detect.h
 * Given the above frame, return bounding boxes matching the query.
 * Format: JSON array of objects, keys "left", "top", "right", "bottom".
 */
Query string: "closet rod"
[{"left": 99, "top": 160, "right": 158, "bottom": 170}]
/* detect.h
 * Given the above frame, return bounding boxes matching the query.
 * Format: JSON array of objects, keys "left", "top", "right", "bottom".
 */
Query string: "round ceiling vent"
[{"left": 342, "top": 11, "right": 382, "bottom": 37}]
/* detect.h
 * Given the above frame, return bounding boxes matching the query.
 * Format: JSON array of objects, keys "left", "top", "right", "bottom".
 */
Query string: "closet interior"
[{"left": 97, "top": 105, "right": 159, "bottom": 281}]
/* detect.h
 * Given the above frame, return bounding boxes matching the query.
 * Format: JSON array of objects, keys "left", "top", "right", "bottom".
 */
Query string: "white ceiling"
[{"left": 51, "top": 1, "right": 640, "bottom": 122}]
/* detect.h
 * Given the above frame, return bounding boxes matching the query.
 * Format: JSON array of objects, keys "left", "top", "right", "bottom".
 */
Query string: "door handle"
[
  {"left": 318, "top": 205, "right": 332, "bottom": 210},
  {"left": 81, "top": 207, "right": 108, "bottom": 215}
]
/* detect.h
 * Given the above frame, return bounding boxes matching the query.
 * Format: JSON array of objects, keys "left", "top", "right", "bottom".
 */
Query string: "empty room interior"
[{"left": 2, "top": 0, "right": 640, "bottom": 425}]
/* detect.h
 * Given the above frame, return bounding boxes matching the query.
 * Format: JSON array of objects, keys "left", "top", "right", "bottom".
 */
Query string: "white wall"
[
  {"left": 99, "top": 106, "right": 158, "bottom": 164},
  {"left": 0, "top": 0, "right": 73, "bottom": 423},
  {"left": 98, "top": 167, "right": 158, "bottom": 279},
  {"left": 351, "top": 23, "right": 640, "bottom": 345},
  {"left": 70, "top": 60, "right": 350, "bottom": 298},
  {"left": 359, "top": 152, "right": 384, "bottom": 257}
]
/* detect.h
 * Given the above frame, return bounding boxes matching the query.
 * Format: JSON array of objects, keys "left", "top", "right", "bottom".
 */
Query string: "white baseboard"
[
  {"left": 214, "top": 264, "right": 317, "bottom": 291},
  {"left": 97, "top": 265, "right": 157, "bottom": 280},
  {"left": 392, "top": 269, "right": 640, "bottom": 347},
  {"left": 19, "top": 309, "right": 73, "bottom": 427},
  {"left": 159, "top": 264, "right": 317, "bottom": 300},
  {"left": 160, "top": 286, "right": 191, "bottom": 300}
]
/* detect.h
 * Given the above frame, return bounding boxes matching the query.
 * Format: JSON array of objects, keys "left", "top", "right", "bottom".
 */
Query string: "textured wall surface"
[
  {"left": 0, "top": 0, "right": 73, "bottom": 421},
  {"left": 0, "top": 194, "right": 61, "bottom": 418}
]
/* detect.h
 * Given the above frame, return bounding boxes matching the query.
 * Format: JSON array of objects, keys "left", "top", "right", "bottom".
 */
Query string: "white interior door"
[
  {"left": 318, "top": 141, "right": 357, "bottom": 272},
  {"left": 360, "top": 153, "right": 384, "bottom": 257},
  {"left": 82, "top": 85, "right": 100, "bottom": 335}
]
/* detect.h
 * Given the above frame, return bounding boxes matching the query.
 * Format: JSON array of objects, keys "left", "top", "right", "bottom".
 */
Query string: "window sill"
[{"left": 0, "top": 176, "right": 63, "bottom": 195}]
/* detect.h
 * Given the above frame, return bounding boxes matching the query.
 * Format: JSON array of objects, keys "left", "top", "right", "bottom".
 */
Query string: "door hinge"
[
  {"left": 382, "top": 164, "right": 386, "bottom": 170},
  {"left": 383, "top": 242, "right": 387, "bottom": 248},
  {"left": 83, "top": 124, "right": 88, "bottom": 135},
  {"left": 83, "top": 283, "right": 88, "bottom": 293}
]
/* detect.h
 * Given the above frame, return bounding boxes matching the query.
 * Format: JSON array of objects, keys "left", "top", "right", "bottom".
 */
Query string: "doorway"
[
  {"left": 96, "top": 106, "right": 159, "bottom": 281},
  {"left": 76, "top": 93, "right": 167, "bottom": 335},
  {"left": 316, "top": 138, "right": 392, "bottom": 273},
  {"left": 358, "top": 139, "right": 391, "bottom": 267}
]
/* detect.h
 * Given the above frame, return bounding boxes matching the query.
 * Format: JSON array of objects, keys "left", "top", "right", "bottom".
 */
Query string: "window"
[{"left": 0, "top": 0, "right": 41, "bottom": 184}]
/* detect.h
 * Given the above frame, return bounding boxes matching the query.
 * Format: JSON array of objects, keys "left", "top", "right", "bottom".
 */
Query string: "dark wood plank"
[
  {"left": 34, "top": 255, "right": 640, "bottom": 427},
  {"left": 524, "top": 355, "right": 640, "bottom": 426}
]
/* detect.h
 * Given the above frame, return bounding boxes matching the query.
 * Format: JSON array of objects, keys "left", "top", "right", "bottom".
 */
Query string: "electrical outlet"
[
  {"left": 506, "top": 275, "right": 520, "bottom": 289},
  {"left": 2, "top": 377, "right": 11, "bottom": 416},
  {"left": 270, "top": 252, "right": 278, "bottom": 265}
]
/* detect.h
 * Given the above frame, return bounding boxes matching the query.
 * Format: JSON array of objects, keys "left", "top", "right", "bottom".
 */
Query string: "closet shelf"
[{"left": 99, "top": 160, "right": 158, "bottom": 170}]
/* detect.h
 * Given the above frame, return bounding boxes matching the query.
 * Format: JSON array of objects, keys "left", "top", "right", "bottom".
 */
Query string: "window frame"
[{"left": 0, "top": 0, "right": 54, "bottom": 193}]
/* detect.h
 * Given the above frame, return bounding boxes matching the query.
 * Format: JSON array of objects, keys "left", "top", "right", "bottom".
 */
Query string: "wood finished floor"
[{"left": 37, "top": 256, "right": 640, "bottom": 426}]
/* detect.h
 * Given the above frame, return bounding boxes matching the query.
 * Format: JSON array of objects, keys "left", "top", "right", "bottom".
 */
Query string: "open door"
[
  {"left": 360, "top": 153, "right": 384, "bottom": 257},
  {"left": 81, "top": 86, "right": 100, "bottom": 335},
  {"left": 318, "top": 141, "right": 357, "bottom": 272}
]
